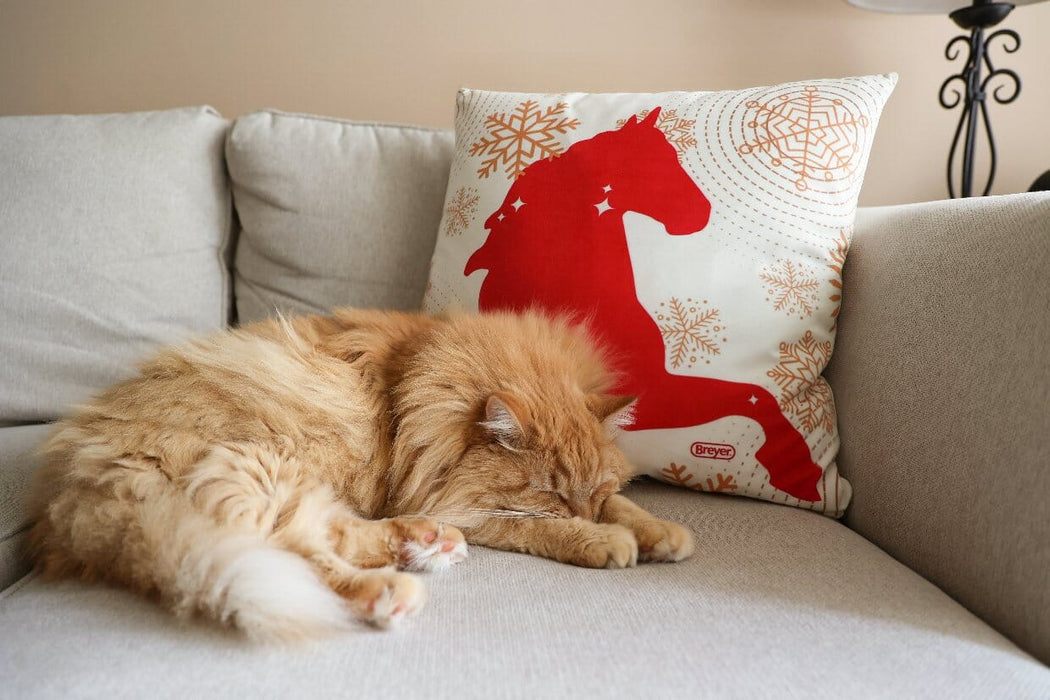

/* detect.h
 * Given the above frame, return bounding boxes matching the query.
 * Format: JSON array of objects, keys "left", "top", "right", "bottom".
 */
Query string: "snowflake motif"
[
  {"left": 767, "top": 331, "right": 835, "bottom": 433},
  {"left": 616, "top": 108, "right": 697, "bottom": 162},
  {"left": 738, "top": 86, "right": 869, "bottom": 191},
  {"left": 653, "top": 297, "right": 725, "bottom": 369},
  {"left": 443, "top": 187, "right": 480, "bottom": 236},
  {"left": 661, "top": 463, "right": 738, "bottom": 493},
  {"left": 761, "top": 258, "right": 820, "bottom": 319},
  {"left": 470, "top": 100, "right": 580, "bottom": 180},
  {"left": 827, "top": 229, "right": 850, "bottom": 332}
]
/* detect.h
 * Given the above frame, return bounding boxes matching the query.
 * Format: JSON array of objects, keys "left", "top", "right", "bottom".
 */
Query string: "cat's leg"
[
  {"left": 599, "top": 494, "right": 694, "bottom": 563},
  {"left": 182, "top": 443, "right": 463, "bottom": 627},
  {"left": 322, "top": 514, "right": 468, "bottom": 573},
  {"left": 463, "top": 516, "right": 638, "bottom": 569}
]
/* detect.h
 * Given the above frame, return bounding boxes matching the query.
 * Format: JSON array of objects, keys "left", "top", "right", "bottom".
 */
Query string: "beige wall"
[{"left": 2, "top": 0, "right": 1049, "bottom": 205}]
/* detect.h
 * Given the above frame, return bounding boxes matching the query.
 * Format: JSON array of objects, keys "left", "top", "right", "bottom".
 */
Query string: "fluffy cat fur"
[{"left": 29, "top": 309, "right": 694, "bottom": 641}]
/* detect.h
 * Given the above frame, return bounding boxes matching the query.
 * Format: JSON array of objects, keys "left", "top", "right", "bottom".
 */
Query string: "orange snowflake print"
[
  {"left": 443, "top": 186, "right": 480, "bottom": 236},
  {"left": 662, "top": 463, "right": 738, "bottom": 493},
  {"left": 470, "top": 100, "right": 580, "bottom": 180},
  {"left": 738, "top": 85, "right": 869, "bottom": 192},
  {"left": 827, "top": 229, "right": 850, "bottom": 332},
  {"left": 616, "top": 108, "right": 697, "bottom": 162},
  {"left": 761, "top": 258, "right": 820, "bottom": 319},
  {"left": 653, "top": 297, "right": 726, "bottom": 369},
  {"left": 767, "top": 331, "right": 835, "bottom": 433}
]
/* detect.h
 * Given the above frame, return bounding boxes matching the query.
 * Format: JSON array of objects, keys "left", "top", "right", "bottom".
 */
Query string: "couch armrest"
[{"left": 827, "top": 192, "right": 1050, "bottom": 665}]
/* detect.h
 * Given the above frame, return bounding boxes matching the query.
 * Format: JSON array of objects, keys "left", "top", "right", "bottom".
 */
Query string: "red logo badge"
[{"left": 690, "top": 442, "right": 736, "bottom": 461}]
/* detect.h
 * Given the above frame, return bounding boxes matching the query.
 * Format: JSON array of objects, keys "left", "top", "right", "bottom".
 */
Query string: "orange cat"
[{"left": 29, "top": 309, "right": 693, "bottom": 641}]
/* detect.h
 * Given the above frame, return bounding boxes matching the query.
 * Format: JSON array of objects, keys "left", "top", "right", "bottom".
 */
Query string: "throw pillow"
[{"left": 423, "top": 75, "right": 897, "bottom": 517}]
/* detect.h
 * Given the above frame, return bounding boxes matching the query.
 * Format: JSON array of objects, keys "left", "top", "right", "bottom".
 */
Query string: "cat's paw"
[
  {"left": 572, "top": 523, "right": 638, "bottom": 569},
  {"left": 633, "top": 518, "right": 694, "bottom": 563},
  {"left": 393, "top": 517, "right": 468, "bottom": 572},
  {"left": 338, "top": 570, "right": 426, "bottom": 629}
]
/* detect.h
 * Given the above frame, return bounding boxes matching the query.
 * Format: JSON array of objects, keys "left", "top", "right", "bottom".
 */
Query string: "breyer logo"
[{"left": 690, "top": 442, "right": 736, "bottom": 461}]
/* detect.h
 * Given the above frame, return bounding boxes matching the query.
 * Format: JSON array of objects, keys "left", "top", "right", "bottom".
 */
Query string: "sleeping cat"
[{"left": 29, "top": 309, "right": 693, "bottom": 641}]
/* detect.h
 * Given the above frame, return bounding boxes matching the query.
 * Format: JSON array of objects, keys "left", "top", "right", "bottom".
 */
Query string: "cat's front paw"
[
  {"left": 393, "top": 517, "right": 468, "bottom": 572},
  {"left": 572, "top": 523, "right": 638, "bottom": 569},
  {"left": 633, "top": 518, "right": 694, "bottom": 563}
]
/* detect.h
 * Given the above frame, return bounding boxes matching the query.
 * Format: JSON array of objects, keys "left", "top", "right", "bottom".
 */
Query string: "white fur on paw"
[
  {"left": 401, "top": 529, "right": 468, "bottom": 572},
  {"left": 360, "top": 572, "right": 426, "bottom": 630}
]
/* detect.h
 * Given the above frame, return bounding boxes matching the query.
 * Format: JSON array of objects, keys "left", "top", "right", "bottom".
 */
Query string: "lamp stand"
[{"left": 938, "top": 1, "right": 1022, "bottom": 198}]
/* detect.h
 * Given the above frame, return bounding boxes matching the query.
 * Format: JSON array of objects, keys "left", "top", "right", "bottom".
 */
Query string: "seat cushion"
[
  {"left": 0, "top": 107, "right": 232, "bottom": 424},
  {"left": 0, "top": 425, "right": 50, "bottom": 591},
  {"left": 1, "top": 480, "right": 1046, "bottom": 697},
  {"left": 226, "top": 111, "right": 454, "bottom": 324}
]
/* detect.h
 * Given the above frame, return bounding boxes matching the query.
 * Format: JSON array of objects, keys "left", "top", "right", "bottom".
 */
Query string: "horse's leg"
[{"left": 629, "top": 376, "right": 822, "bottom": 502}]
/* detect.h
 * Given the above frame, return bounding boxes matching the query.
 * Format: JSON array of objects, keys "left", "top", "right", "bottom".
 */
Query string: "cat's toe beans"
[
  {"left": 635, "top": 520, "right": 695, "bottom": 563},
  {"left": 396, "top": 520, "right": 468, "bottom": 572},
  {"left": 344, "top": 571, "right": 426, "bottom": 629}
]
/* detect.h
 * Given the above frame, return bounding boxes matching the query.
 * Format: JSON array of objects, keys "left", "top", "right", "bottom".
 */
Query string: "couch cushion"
[
  {"left": 226, "top": 111, "right": 454, "bottom": 324},
  {"left": 1, "top": 481, "right": 1046, "bottom": 697},
  {"left": 0, "top": 425, "right": 49, "bottom": 592},
  {"left": 0, "top": 107, "right": 232, "bottom": 424},
  {"left": 829, "top": 192, "right": 1050, "bottom": 665}
]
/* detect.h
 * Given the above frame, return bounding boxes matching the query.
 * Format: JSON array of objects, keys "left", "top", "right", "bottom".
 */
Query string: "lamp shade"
[{"left": 846, "top": 0, "right": 1044, "bottom": 13}]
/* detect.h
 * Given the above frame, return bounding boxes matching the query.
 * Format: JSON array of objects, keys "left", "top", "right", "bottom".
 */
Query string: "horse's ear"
[
  {"left": 620, "top": 115, "right": 639, "bottom": 129},
  {"left": 640, "top": 107, "right": 663, "bottom": 128}
]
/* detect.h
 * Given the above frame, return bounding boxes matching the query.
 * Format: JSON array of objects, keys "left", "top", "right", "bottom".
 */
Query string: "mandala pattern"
[
  {"left": 738, "top": 86, "right": 869, "bottom": 192},
  {"left": 616, "top": 108, "right": 697, "bottom": 162},
  {"left": 653, "top": 297, "right": 725, "bottom": 369},
  {"left": 767, "top": 331, "right": 835, "bottom": 433},
  {"left": 443, "top": 187, "right": 480, "bottom": 236},
  {"left": 761, "top": 258, "right": 820, "bottom": 319},
  {"left": 470, "top": 100, "right": 580, "bottom": 180},
  {"left": 661, "top": 463, "right": 738, "bottom": 493}
]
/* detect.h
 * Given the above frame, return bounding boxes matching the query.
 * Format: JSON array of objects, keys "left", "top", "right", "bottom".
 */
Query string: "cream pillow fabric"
[{"left": 424, "top": 76, "right": 896, "bottom": 517}]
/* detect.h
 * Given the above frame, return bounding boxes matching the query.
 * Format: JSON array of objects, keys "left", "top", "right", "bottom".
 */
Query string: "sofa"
[{"left": 1, "top": 106, "right": 1048, "bottom": 698}]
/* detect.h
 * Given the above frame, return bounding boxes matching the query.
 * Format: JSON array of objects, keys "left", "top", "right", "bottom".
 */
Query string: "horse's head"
[
  {"left": 604, "top": 108, "right": 710, "bottom": 235},
  {"left": 465, "top": 106, "right": 711, "bottom": 282}
]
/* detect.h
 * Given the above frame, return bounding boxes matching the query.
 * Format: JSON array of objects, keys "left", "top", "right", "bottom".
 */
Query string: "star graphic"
[
  {"left": 602, "top": 184, "right": 613, "bottom": 193},
  {"left": 497, "top": 213, "right": 505, "bottom": 221},
  {"left": 595, "top": 198, "right": 613, "bottom": 215},
  {"left": 511, "top": 198, "right": 525, "bottom": 211},
  {"left": 748, "top": 395, "right": 758, "bottom": 405}
]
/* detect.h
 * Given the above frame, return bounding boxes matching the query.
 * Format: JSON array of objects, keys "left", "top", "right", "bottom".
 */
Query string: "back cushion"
[
  {"left": 0, "top": 107, "right": 232, "bottom": 423},
  {"left": 226, "top": 110, "right": 454, "bottom": 324}
]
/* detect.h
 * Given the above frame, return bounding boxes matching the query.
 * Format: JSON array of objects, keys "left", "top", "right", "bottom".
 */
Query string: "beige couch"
[{"left": 1, "top": 106, "right": 1048, "bottom": 698}]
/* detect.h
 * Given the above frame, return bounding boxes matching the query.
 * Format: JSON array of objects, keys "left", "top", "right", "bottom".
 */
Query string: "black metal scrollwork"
[{"left": 939, "top": 22, "right": 1022, "bottom": 198}]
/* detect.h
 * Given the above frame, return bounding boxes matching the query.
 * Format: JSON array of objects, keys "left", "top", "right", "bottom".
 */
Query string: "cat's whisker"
[{"left": 425, "top": 507, "right": 560, "bottom": 521}]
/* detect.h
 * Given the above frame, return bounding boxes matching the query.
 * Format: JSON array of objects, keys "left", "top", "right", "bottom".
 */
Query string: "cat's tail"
[
  {"left": 31, "top": 459, "right": 351, "bottom": 643},
  {"left": 143, "top": 495, "right": 353, "bottom": 642}
]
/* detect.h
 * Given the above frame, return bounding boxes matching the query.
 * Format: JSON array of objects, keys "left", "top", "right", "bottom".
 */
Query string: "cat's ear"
[
  {"left": 589, "top": 394, "right": 637, "bottom": 434},
  {"left": 481, "top": 392, "right": 531, "bottom": 450}
]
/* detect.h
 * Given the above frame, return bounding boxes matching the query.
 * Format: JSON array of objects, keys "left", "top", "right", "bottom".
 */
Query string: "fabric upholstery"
[
  {"left": 226, "top": 111, "right": 454, "bottom": 324},
  {"left": 0, "top": 425, "right": 50, "bottom": 591},
  {"left": 0, "top": 480, "right": 1046, "bottom": 698},
  {"left": 0, "top": 107, "right": 232, "bottom": 424},
  {"left": 827, "top": 192, "right": 1050, "bottom": 665}
]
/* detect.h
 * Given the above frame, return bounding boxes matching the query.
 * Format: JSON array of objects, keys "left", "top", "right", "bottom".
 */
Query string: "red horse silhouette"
[{"left": 465, "top": 109, "right": 822, "bottom": 501}]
